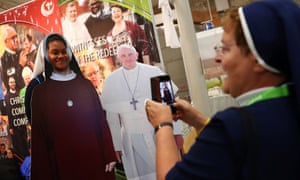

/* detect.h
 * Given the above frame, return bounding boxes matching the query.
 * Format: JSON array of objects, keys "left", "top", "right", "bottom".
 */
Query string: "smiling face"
[
  {"left": 84, "top": 63, "right": 103, "bottom": 87},
  {"left": 65, "top": 2, "right": 78, "bottom": 23},
  {"left": 23, "top": 38, "right": 31, "bottom": 53},
  {"left": 219, "top": 29, "right": 256, "bottom": 97},
  {"left": 47, "top": 40, "right": 70, "bottom": 73},
  {"left": 89, "top": 0, "right": 102, "bottom": 15},
  {"left": 4, "top": 27, "right": 19, "bottom": 52},
  {"left": 117, "top": 46, "right": 138, "bottom": 70},
  {"left": 215, "top": 7, "right": 261, "bottom": 98},
  {"left": 111, "top": 6, "right": 123, "bottom": 23},
  {"left": 8, "top": 77, "right": 16, "bottom": 91}
]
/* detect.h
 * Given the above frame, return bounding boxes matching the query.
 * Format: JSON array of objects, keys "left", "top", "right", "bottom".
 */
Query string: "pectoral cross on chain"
[{"left": 130, "top": 97, "right": 138, "bottom": 110}]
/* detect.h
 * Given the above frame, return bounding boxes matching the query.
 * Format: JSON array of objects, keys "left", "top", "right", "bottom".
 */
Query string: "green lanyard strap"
[{"left": 247, "top": 84, "right": 290, "bottom": 106}]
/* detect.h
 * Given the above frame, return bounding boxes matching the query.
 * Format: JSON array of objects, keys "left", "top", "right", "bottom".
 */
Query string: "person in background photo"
[
  {"left": 19, "top": 33, "right": 37, "bottom": 71},
  {"left": 1, "top": 25, "right": 25, "bottom": 92},
  {"left": 84, "top": 0, "right": 114, "bottom": 41},
  {"left": 19, "top": 66, "right": 33, "bottom": 144},
  {"left": 30, "top": 33, "right": 116, "bottom": 180},
  {"left": 0, "top": 120, "right": 9, "bottom": 140},
  {"left": 0, "top": 143, "right": 7, "bottom": 159},
  {"left": 5, "top": 76, "right": 29, "bottom": 160},
  {"left": 107, "top": 4, "right": 150, "bottom": 68},
  {"left": 19, "top": 67, "right": 33, "bottom": 107},
  {"left": 145, "top": 0, "right": 300, "bottom": 179},
  {"left": 81, "top": 61, "right": 105, "bottom": 96},
  {"left": 61, "top": 1, "right": 91, "bottom": 46},
  {"left": 0, "top": 147, "right": 23, "bottom": 179},
  {"left": 83, "top": 0, "right": 115, "bottom": 74}
]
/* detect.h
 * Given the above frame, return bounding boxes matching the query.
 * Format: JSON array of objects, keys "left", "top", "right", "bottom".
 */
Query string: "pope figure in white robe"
[{"left": 101, "top": 44, "right": 182, "bottom": 180}]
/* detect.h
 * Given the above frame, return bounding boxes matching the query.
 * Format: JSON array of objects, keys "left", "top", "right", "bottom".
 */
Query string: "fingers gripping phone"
[{"left": 151, "top": 75, "right": 176, "bottom": 114}]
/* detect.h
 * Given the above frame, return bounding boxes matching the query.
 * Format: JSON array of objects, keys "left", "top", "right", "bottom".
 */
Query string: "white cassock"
[
  {"left": 101, "top": 63, "right": 182, "bottom": 180},
  {"left": 61, "top": 18, "right": 91, "bottom": 47}
]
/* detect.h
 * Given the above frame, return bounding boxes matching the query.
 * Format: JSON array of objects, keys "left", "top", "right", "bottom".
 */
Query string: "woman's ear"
[
  {"left": 254, "top": 61, "right": 267, "bottom": 73},
  {"left": 251, "top": 54, "right": 267, "bottom": 73}
]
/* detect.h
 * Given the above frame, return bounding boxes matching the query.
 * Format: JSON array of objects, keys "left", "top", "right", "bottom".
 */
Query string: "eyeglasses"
[
  {"left": 214, "top": 42, "right": 236, "bottom": 55},
  {"left": 214, "top": 43, "right": 223, "bottom": 54}
]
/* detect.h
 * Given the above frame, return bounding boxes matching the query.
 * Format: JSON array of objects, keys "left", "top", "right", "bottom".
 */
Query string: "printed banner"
[
  {"left": 0, "top": 0, "right": 62, "bottom": 160},
  {"left": 0, "top": 0, "right": 161, "bottom": 161},
  {"left": 0, "top": 0, "right": 62, "bottom": 34},
  {"left": 59, "top": 0, "right": 161, "bottom": 94}
]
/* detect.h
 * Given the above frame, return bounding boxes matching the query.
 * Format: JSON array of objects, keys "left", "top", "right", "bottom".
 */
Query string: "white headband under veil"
[{"left": 31, "top": 41, "right": 45, "bottom": 79}]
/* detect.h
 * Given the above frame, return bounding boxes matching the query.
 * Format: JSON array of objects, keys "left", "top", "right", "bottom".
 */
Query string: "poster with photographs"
[
  {"left": 0, "top": 0, "right": 62, "bottom": 160},
  {"left": 59, "top": 0, "right": 161, "bottom": 95},
  {"left": 0, "top": 0, "right": 161, "bottom": 161}
]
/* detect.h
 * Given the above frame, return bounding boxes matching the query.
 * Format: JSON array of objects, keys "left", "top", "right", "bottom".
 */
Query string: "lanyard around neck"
[{"left": 247, "top": 84, "right": 290, "bottom": 106}]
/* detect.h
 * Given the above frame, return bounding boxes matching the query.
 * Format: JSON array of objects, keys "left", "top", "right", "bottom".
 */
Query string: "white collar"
[
  {"left": 5, "top": 48, "right": 16, "bottom": 54},
  {"left": 9, "top": 89, "right": 16, "bottom": 94},
  {"left": 90, "top": 11, "right": 102, "bottom": 18},
  {"left": 122, "top": 63, "right": 138, "bottom": 74},
  {"left": 50, "top": 71, "right": 77, "bottom": 81},
  {"left": 236, "top": 87, "right": 273, "bottom": 106}
]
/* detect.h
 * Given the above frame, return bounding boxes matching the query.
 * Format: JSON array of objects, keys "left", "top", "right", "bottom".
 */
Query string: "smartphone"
[{"left": 151, "top": 75, "right": 176, "bottom": 113}]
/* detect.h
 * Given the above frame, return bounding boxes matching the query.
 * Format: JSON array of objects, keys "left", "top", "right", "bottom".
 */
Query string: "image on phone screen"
[{"left": 151, "top": 75, "right": 175, "bottom": 105}]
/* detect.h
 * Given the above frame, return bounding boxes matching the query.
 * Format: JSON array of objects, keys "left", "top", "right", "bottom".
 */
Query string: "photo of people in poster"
[
  {"left": 0, "top": 22, "right": 44, "bottom": 167},
  {"left": 0, "top": 27, "right": 40, "bottom": 175},
  {"left": 0, "top": 0, "right": 161, "bottom": 170},
  {"left": 59, "top": 0, "right": 161, "bottom": 92},
  {"left": 0, "top": 0, "right": 62, "bottom": 167}
]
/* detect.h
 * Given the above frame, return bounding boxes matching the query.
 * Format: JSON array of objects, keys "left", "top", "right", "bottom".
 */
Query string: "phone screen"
[{"left": 151, "top": 75, "right": 175, "bottom": 105}]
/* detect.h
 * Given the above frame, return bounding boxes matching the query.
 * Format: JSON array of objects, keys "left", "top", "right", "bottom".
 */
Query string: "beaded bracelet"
[{"left": 154, "top": 122, "right": 173, "bottom": 134}]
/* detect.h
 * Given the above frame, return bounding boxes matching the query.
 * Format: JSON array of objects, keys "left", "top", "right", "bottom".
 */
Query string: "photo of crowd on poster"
[
  {"left": 0, "top": 2, "right": 162, "bottom": 176},
  {"left": 0, "top": 24, "right": 44, "bottom": 161},
  {"left": 59, "top": 0, "right": 161, "bottom": 88}
]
